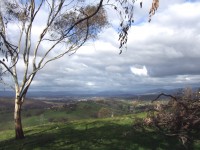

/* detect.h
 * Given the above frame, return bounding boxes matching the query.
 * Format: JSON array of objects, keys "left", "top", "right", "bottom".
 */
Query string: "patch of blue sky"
[{"left": 185, "top": 0, "right": 199, "bottom": 2}]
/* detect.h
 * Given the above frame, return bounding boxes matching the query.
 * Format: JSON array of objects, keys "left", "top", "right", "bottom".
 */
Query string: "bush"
[
  {"left": 97, "top": 107, "right": 112, "bottom": 118},
  {"left": 145, "top": 88, "right": 200, "bottom": 148}
]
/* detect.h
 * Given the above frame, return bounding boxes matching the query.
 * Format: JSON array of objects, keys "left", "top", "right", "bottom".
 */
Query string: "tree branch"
[
  {"left": 0, "top": 60, "right": 14, "bottom": 76},
  {"left": 152, "top": 93, "right": 177, "bottom": 102}
]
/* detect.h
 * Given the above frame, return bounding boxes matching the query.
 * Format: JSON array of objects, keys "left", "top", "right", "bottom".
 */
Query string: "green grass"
[
  {"left": 1, "top": 113, "right": 197, "bottom": 150},
  {"left": 0, "top": 100, "right": 199, "bottom": 150},
  {"left": 0, "top": 100, "right": 134, "bottom": 131}
]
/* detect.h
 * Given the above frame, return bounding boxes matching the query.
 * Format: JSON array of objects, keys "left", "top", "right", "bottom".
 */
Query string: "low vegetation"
[{"left": 145, "top": 88, "right": 200, "bottom": 149}]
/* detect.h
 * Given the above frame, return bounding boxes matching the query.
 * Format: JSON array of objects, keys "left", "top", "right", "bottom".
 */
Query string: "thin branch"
[
  {"left": 63, "top": 0, "right": 104, "bottom": 38},
  {"left": 0, "top": 12, "right": 6, "bottom": 35},
  {"left": 38, "top": 19, "right": 90, "bottom": 70},
  {"left": 0, "top": 60, "right": 14, "bottom": 76},
  {"left": 32, "top": 0, "right": 64, "bottom": 69},
  {"left": 37, "top": 0, "right": 104, "bottom": 66},
  {"left": 0, "top": 80, "right": 14, "bottom": 90},
  {"left": 33, "top": 0, "right": 44, "bottom": 19},
  {"left": 152, "top": 93, "right": 177, "bottom": 102}
]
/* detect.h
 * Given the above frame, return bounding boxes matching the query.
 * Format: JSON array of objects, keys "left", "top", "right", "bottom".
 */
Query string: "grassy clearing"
[{"left": 0, "top": 113, "right": 195, "bottom": 150}]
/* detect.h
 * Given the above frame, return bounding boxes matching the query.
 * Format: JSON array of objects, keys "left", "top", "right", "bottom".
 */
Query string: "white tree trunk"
[{"left": 14, "top": 96, "right": 24, "bottom": 139}]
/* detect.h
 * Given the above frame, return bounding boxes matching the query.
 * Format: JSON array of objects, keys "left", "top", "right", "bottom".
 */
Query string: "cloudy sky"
[{"left": 1, "top": 0, "right": 200, "bottom": 93}]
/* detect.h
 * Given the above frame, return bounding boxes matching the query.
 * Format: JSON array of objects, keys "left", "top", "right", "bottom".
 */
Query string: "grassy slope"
[
  {"left": 0, "top": 100, "right": 133, "bottom": 131},
  {"left": 0, "top": 99, "right": 200, "bottom": 150},
  {"left": 1, "top": 113, "right": 199, "bottom": 150}
]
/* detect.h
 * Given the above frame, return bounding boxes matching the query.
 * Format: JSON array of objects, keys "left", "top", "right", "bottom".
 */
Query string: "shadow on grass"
[{"left": 0, "top": 121, "right": 187, "bottom": 150}]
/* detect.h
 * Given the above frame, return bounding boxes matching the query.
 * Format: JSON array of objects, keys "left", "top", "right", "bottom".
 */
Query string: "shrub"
[
  {"left": 145, "top": 88, "right": 200, "bottom": 148},
  {"left": 97, "top": 107, "right": 112, "bottom": 118}
]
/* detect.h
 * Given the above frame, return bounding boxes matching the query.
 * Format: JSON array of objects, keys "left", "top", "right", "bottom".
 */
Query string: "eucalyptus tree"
[{"left": 0, "top": 0, "right": 159, "bottom": 139}]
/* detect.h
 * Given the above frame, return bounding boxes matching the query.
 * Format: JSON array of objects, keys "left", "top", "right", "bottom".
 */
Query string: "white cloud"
[
  {"left": 86, "top": 82, "right": 95, "bottom": 86},
  {"left": 130, "top": 66, "right": 148, "bottom": 77}
]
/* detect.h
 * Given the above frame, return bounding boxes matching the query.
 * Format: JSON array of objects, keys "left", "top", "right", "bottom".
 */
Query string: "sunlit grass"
[{"left": 0, "top": 113, "right": 192, "bottom": 150}]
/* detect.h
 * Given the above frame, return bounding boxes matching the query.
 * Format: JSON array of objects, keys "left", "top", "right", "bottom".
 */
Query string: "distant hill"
[
  {"left": 0, "top": 90, "right": 136, "bottom": 98},
  {"left": 0, "top": 91, "right": 15, "bottom": 98},
  {"left": 1, "top": 87, "right": 199, "bottom": 99}
]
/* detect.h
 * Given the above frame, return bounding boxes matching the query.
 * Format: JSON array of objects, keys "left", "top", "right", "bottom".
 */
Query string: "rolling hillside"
[{"left": 1, "top": 114, "right": 197, "bottom": 150}]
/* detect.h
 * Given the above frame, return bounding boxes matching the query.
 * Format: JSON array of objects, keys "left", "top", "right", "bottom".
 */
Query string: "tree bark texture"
[{"left": 14, "top": 97, "right": 24, "bottom": 139}]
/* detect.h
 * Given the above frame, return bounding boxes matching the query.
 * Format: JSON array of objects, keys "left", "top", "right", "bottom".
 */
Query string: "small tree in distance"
[{"left": 0, "top": 0, "right": 159, "bottom": 139}]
